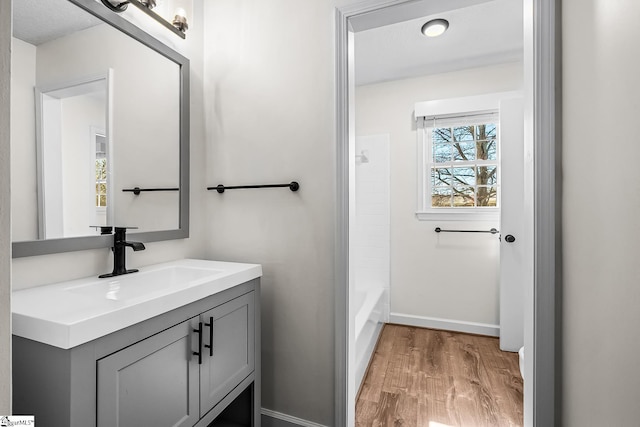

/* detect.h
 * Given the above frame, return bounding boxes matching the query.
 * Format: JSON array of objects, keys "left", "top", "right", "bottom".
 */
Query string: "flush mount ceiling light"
[{"left": 421, "top": 18, "right": 449, "bottom": 37}]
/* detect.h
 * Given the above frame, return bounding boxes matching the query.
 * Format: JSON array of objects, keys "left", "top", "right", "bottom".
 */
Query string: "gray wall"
[
  {"left": 202, "top": 0, "right": 335, "bottom": 424},
  {"left": 0, "top": 0, "right": 12, "bottom": 415},
  {"left": 562, "top": 0, "right": 640, "bottom": 424}
]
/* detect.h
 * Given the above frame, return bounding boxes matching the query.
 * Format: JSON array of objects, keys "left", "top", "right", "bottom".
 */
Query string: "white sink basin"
[
  {"left": 65, "top": 266, "right": 223, "bottom": 302},
  {"left": 12, "top": 259, "right": 262, "bottom": 349}
]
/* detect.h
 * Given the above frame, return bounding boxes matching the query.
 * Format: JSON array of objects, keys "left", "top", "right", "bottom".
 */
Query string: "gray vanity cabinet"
[
  {"left": 13, "top": 279, "right": 261, "bottom": 427},
  {"left": 96, "top": 292, "right": 255, "bottom": 427},
  {"left": 97, "top": 317, "right": 200, "bottom": 427},
  {"left": 200, "top": 292, "right": 255, "bottom": 417}
]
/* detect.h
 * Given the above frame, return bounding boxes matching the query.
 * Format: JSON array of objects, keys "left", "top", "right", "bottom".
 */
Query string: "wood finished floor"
[{"left": 356, "top": 324, "right": 523, "bottom": 427}]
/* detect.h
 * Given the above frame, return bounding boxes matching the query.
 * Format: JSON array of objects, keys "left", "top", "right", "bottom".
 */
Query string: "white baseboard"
[
  {"left": 261, "top": 408, "right": 329, "bottom": 427},
  {"left": 389, "top": 312, "right": 500, "bottom": 337}
]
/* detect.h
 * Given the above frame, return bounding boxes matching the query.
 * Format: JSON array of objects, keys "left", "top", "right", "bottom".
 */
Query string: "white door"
[{"left": 499, "top": 97, "right": 525, "bottom": 351}]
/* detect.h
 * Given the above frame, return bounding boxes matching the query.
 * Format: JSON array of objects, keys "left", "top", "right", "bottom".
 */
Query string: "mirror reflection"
[
  {"left": 37, "top": 76, "right": 109, "bottom": 239},
  {"left": 11, "top": 0, "right": 181, "bottom": 243}
]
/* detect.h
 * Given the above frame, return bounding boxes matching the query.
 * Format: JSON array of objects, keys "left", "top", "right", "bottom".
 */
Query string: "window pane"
[
  {"left": 453, "top": 167, "right": 475, "bottom": 186},
  {"left": 431, "top": 187, "right": 452, "bottom": 207},
  {"left": 433, "top": 127, "right": 452, "bottom": 143},
  {"left": 431, "top": 167, "right": 452, "bottom": 186},
  {"left": 477, "top": 166, "right": 497, "bottom": 185},
  {"left": 453, "top": 186, "right": 475, "bottom": 207},
  {"left": 433, "top": 143, "right": 451, "bottom": 162},
  {"left": 96, "top": 159, "right": 107, "bottom": 180},
  {"left": 425, "top": 120, "right": 499, "bottom": 211},
  {"left": 453, "top": 142, "right": 475, "bottom": 161},
  {"left": 477, "top": 139, "right": 497, "bottom": 161},
  {"left": 477, "top": 186, "right": 498, "bottom": 207},
  {"left": 476, "top": 123, "right": 497, "bottom": 139},
  {"left": 96, "top": 183, "right": 107, "bottom": 207},
  {"left": 453, "top": 126, "right": 474, "bottom": 141}
]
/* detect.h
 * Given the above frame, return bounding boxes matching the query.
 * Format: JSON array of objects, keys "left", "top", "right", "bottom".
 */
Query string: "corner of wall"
[{"left": 0, "top": 0, "right": 13, "bottom": 414}]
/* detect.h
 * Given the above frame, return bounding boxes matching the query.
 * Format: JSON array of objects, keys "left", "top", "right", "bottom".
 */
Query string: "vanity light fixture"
[
  {"left": 101, "top": 0, "right": 129, "bottom": 13},
  {"left": 100, "top": 0, "right": 188, "bottom": 39},
  {"left": 421, "top": 18, "right": 449, "bottom": 37},
  {"left": 172, "top": 8, "right": 189, "bottom": 33}
]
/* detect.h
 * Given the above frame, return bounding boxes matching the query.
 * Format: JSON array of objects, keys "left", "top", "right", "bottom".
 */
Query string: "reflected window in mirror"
[{"left": 95, "top": 131, "right": 108, "bottom": 219}]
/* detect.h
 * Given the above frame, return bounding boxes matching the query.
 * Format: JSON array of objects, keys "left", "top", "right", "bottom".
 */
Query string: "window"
[
  {"left": 430, "top": 119, "right": 498, "bottom": 208},
  {"left": 417, "top": 111, "right": 500, "bottom": 220},
  {"left": 95, "top": 134, "right": 107, "bottom": 208},
  {"left": 414, "top": 92, "right": 517, "bottom": 220}
]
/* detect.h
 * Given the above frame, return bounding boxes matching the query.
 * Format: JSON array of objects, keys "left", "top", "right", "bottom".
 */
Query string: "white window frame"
[{"left": 415, "top": 92, "right": 517, "bottom": 221}]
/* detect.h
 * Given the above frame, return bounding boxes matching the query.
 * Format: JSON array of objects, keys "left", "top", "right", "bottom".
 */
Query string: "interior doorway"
[{"left": 335, "top": 0, "right": 561, "bottom": 426}]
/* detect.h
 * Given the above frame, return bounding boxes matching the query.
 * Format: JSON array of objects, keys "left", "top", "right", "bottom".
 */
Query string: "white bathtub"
[{"left": 354, "top": 286, "right": 386, "bottom": 390}]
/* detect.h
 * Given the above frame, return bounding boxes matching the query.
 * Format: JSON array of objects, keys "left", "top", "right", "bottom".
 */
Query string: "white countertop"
[{"left": 12, "top": 259, "right": 262, "bottom": 349}]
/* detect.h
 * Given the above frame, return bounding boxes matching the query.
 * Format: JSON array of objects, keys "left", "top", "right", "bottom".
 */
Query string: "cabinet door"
[
  {"left": 200, "top": 292, "right": 255, "bottom": 417},
  {"left": 97, "top": 318, "right": 200, "bottom": 427}
]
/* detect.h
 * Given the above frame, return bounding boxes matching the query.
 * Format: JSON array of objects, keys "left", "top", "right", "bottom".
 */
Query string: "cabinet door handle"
[
  {"left": 204, "top": 317, "right": 213, "bottom": 356},
  {"left": 193, "top": 322, "right": 203, "bottom": 364}
]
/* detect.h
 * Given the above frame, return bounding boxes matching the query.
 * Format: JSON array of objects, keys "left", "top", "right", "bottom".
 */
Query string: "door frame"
[{"left": 334, "top": 0, "right": 561, "bottom": 426}]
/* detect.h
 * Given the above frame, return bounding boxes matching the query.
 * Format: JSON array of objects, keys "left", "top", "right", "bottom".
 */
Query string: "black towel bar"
[
  {"left": 434, "top": 227, "right": 499, "bottom": 234},
  {"left": 208, "top": 181, "right": 300, "bottom": 193},
  {"left": 122, "top": 187, "right": 179, "bottom": 195}
]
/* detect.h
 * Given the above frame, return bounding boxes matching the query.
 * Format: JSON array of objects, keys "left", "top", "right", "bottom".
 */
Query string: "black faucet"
[{"left": 99, "top": 227, "right": 146, "bottom": 278}]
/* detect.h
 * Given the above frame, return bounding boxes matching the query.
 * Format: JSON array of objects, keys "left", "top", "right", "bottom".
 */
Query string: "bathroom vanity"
[{"left": 12, "top": 259, "right": 261, "bottom": 427}]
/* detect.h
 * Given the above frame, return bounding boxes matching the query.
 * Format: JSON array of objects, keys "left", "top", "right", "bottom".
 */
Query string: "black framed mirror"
[{"left": 11, "top": 0, "right": 189, "bottom": 257}]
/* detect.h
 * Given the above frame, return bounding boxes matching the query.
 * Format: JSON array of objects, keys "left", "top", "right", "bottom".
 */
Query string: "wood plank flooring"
[{"left": 356, "top": 324, "right": 523, "bottom": 427}]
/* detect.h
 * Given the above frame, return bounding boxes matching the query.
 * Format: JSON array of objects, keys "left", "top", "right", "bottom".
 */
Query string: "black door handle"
[
  {"left": 204, "top": 316, "right": 213, "bottom": 356},
  {"left": 505, "top": 234, "right": 516, "bottom": 243},
  {"left": 193, "top": 322, "right": 203, "bottom": 364}
]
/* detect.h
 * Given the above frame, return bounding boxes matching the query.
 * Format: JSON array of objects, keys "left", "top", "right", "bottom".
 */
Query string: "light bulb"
[{"left": 172, "top": 7, "right": 188, "bottom": 32}]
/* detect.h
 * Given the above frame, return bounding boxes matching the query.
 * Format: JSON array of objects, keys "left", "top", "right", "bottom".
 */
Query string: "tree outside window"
[
  {"left": 429, "top": 122, "right": 498, "bottom": 208},
  {"left": 96, "top": 158, "right": 107, "bottom": 207},
  {"left": 95, "top": 134, "right": 107, "bottom": 208}
]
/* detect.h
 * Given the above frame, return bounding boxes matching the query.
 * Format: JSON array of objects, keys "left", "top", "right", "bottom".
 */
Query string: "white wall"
[
  {"left": 563, "top": 0, "right": 640, "bottom": 424},
  {"left": 355, "top": 63, "right": 522, "bottom": 328},
  {"left": 0, "top": 0, "right": 12, "bottom": 414},
  {"left": 11, "top": 1, "right": 207, "bottom": 290},
  {"left": 10, "top": 38, "right": 38, "bottom": 242},
  {"left": 353, "top": 135, "right": 390, "bottom": 296},
  {"left": 202, "top": 0, "right": 335, "bottom": 424}
]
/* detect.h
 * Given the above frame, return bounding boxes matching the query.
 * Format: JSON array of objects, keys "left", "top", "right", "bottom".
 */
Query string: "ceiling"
[
  {"left": 13, "top": 0, "right": 103, "bottom": 46},
  {"left": 14, "top": 0, "right": 523, "bottom": 85},
  {"left": 354, "top": 0, "right": 523, "bottom": 86}
]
